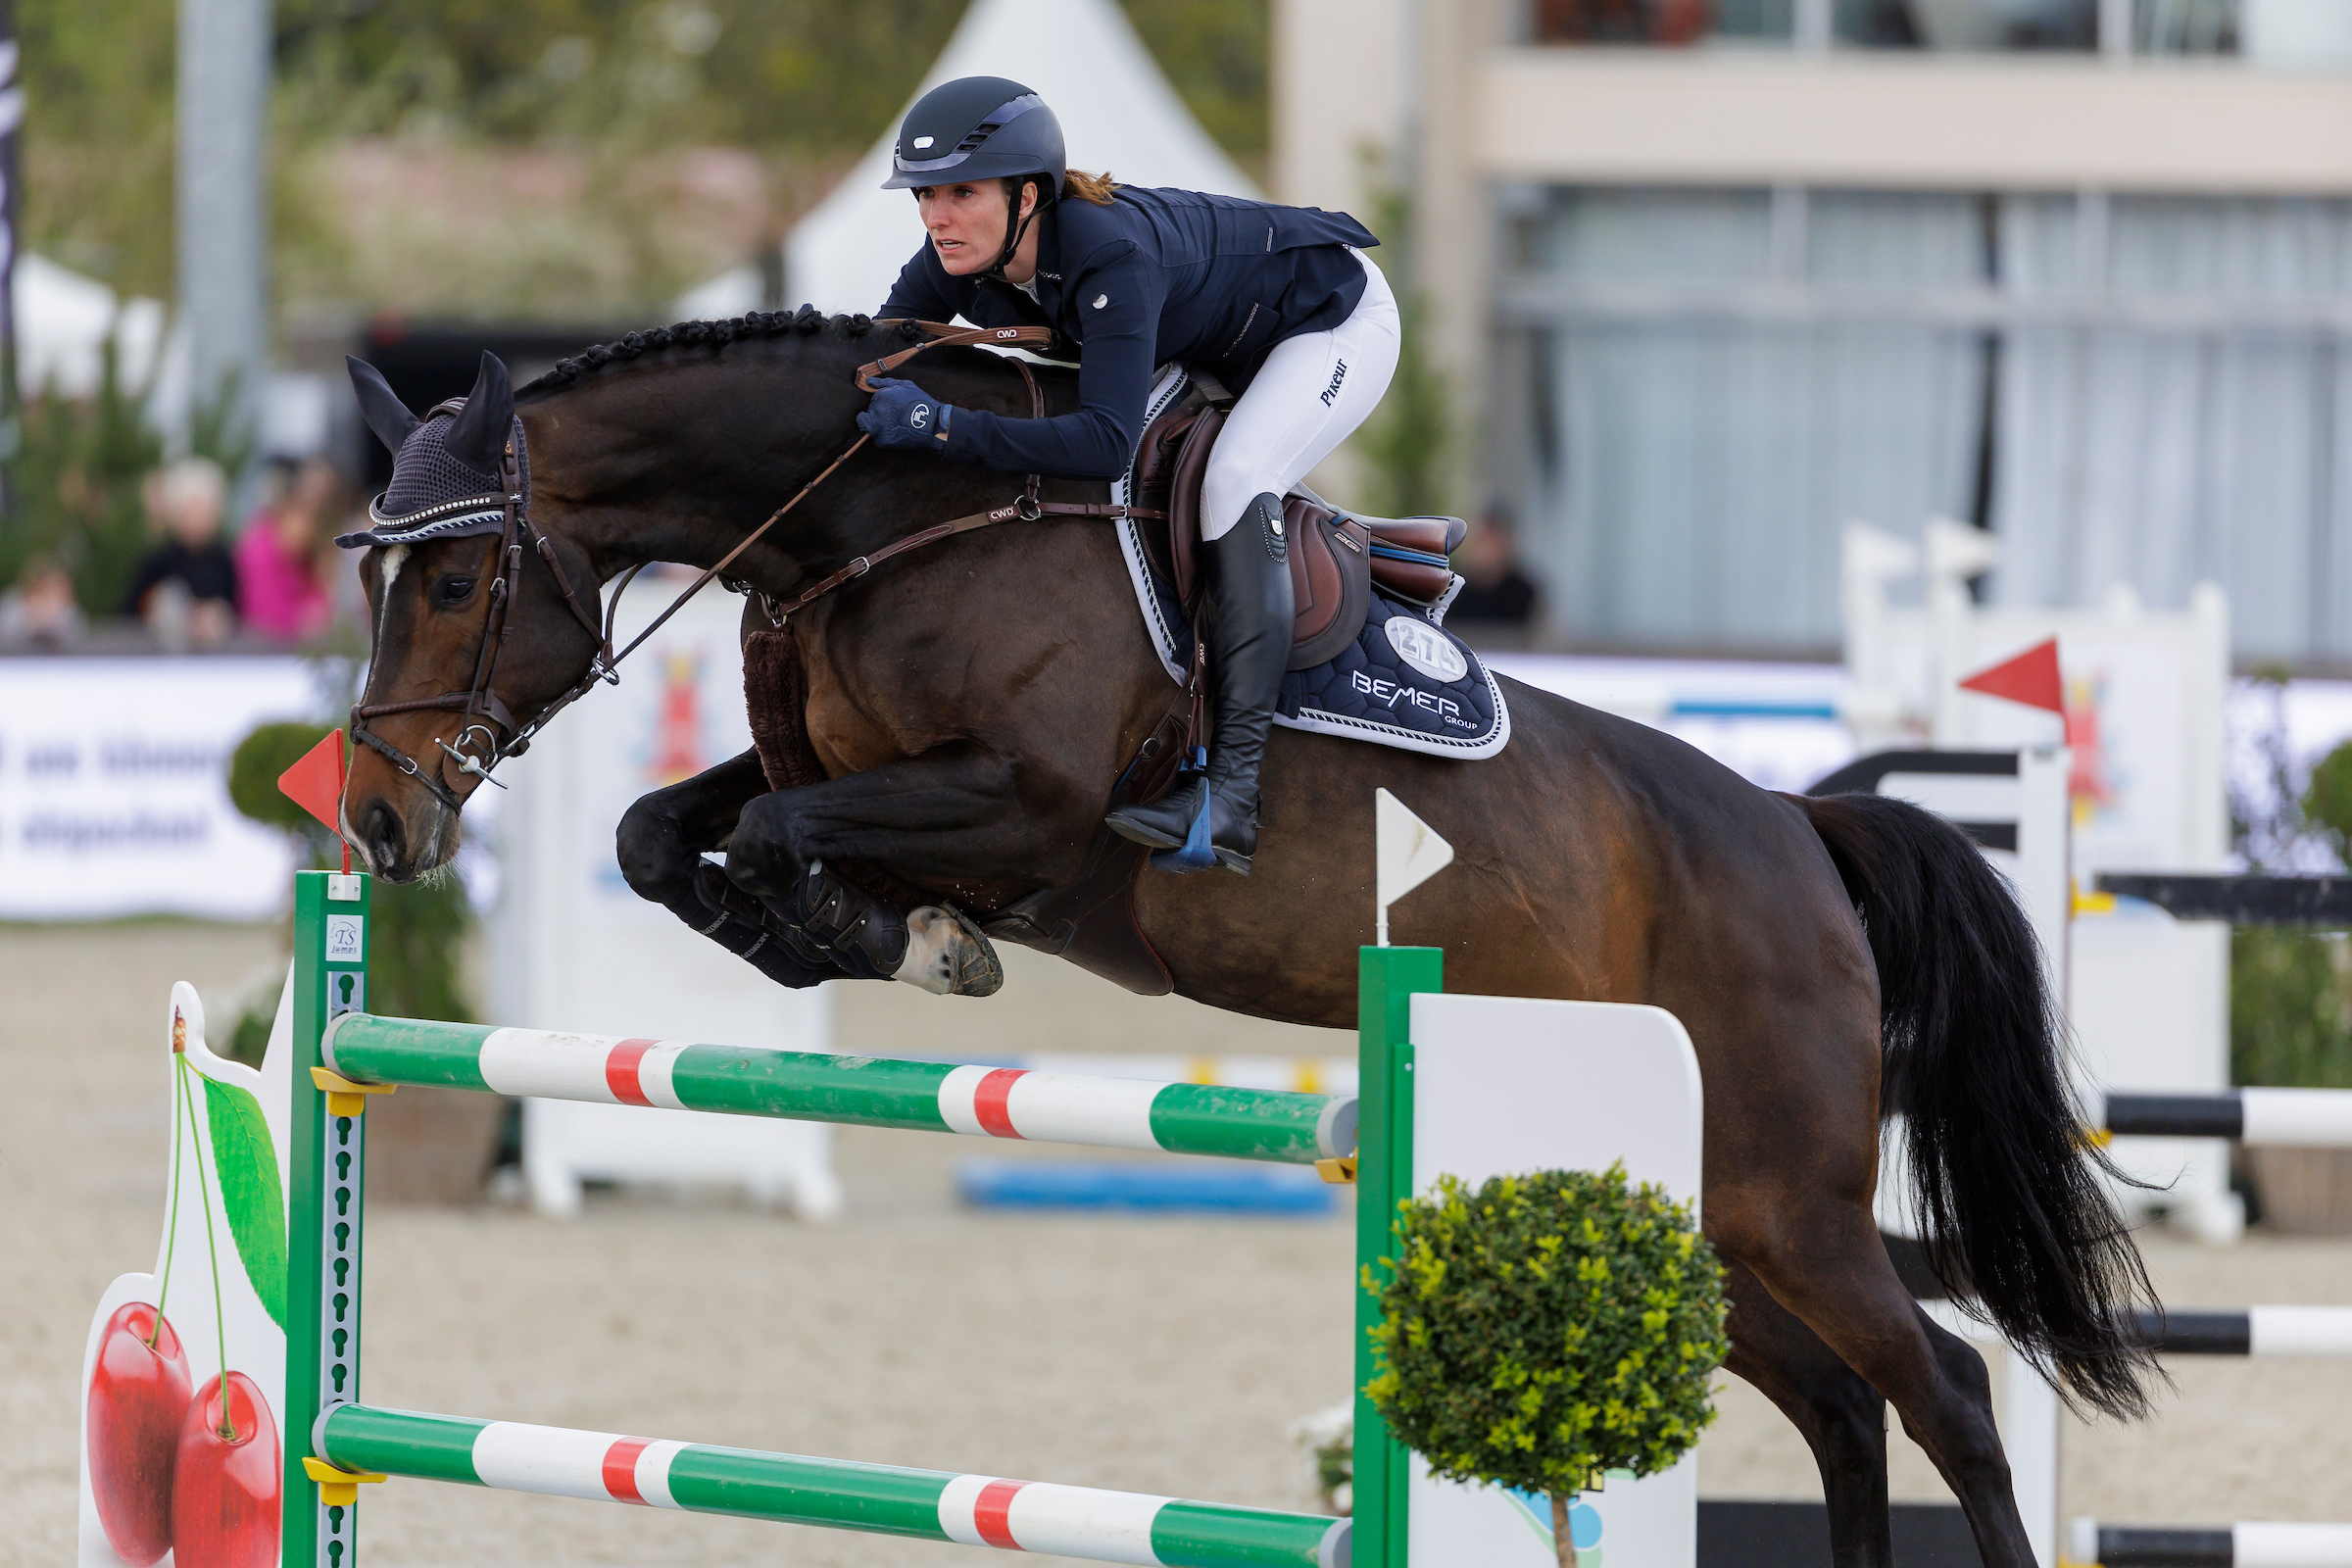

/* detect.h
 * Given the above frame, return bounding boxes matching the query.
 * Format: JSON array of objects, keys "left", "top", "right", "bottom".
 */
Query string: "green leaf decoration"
[{"left": 199, "top": 1074, "right": 288, "bottom": 1334}]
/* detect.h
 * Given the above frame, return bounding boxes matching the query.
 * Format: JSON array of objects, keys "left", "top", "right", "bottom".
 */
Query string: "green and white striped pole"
[
  {"left": 316, "top": 1404, "right": 1349, "bottom": 1568},
  {"left": 318, "top": 1016, "right": 1356, "bottom": 1166}
]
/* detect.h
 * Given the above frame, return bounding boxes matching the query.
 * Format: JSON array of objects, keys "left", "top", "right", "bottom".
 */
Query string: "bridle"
[
  {"left": 348, "top": 402, "right": 612, "bottom": 814},
  {"left": 350, "top": 319, "right": 1165, "bottom": 814}
]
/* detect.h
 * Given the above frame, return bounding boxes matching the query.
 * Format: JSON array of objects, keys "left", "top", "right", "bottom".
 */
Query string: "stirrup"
[{"left": 1149, "top": 790, "right": 1219, "bottom": 874}]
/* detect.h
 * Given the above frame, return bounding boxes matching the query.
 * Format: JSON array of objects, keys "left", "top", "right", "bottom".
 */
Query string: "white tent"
[
  {"left": 15, "top": 253, "right": 167, "bottom": 400},
  {"left": 781, "top": 0, "right": 1259, "bottom": 317}
]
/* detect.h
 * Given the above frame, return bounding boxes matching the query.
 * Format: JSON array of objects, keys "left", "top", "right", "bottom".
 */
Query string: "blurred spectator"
[
  {"left": 1449, "top": 501, "right": 1543, "bottom": 626},
  {"left": 0, "top": 556, "right": 85, "bottom": 647},
  {"left": 237, "top": 458, "right": 339, "bottom": 643},
  {"left": 125, "top": 458, "right": 239, "bottom": 650}
]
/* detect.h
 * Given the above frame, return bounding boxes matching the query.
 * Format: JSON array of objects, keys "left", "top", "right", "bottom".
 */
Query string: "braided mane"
[{"left": 515, "top": 305, "right": 924, "bottom": 399}]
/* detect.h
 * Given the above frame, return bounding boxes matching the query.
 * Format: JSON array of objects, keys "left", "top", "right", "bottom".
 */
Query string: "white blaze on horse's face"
[
  {"left": 370, "top": 544, "right": 410, "bottom": 677},
  {"left": 343, "top": 543, "right": 411, "bottom": 870}
]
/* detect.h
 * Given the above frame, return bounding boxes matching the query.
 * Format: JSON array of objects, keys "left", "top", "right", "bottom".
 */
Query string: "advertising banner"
[{"left": 0, "top": 657, "right": 318, "bottom": 920}]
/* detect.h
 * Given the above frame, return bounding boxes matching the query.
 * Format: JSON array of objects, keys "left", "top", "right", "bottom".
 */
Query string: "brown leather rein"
[{"left": 351, "top": 318, "right": 1167, "bottom": 814}]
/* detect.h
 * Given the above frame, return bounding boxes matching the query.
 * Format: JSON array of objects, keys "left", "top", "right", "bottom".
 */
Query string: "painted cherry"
[
  {"left": 172, "top": 1370, "right": 281, "bottom": 1568},
  {"left": 85, "top": 1301, "right": 193, "bottom": 1566}
]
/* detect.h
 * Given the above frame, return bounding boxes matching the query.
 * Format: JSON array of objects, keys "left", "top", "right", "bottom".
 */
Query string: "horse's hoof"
[{"left": 896, "top": 905, "right": 1004, "bottom": 998}]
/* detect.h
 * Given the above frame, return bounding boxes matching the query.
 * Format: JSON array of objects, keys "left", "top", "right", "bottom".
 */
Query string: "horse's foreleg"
[
  {"left": 616, "top": 749, "right": 842, "bottom": 990},
  {"left": 724, "top": 747, "right": 1038, "bottom": 888},
  {"left": 724, "top": 748, "right": 1032, "bottom": 998}
]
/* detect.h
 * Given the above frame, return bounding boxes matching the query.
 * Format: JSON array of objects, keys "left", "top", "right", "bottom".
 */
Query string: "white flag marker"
[{"left": 1375, "top": 788, "right": 1454, "bottom": 947}]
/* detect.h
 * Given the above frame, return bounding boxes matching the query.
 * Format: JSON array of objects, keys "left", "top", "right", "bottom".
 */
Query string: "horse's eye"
[{"left": 431, "top": 575, "right": 477, "bottom": 608}]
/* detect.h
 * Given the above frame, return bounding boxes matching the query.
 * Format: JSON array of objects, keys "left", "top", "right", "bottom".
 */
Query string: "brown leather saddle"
[
  {"left": 740, "top": 387, "right": 1471, "bottom": 1000},
  {"left": 1127, "top": 394, "right": 1468, "bottom": 668}
]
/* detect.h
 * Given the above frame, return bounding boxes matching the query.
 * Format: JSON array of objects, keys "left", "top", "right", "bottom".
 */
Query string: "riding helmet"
[{"left": 881, "top": 75, "right": 1066, "bottom": 198}]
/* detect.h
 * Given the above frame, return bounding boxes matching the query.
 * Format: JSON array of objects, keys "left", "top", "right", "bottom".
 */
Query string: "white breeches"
[{"left": 1198, "top": 250, "right": 1401, "bottom": 540}]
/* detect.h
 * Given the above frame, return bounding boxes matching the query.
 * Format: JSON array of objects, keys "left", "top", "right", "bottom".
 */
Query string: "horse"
[{"left": 336, "top": 308, "right": 2155, "bottom": 1568}]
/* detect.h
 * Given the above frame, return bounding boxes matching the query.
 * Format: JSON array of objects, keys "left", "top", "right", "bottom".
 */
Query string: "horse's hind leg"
[
  {"left": 1724, "top": 1259, "right": 1894, "bottom": 1568},
  {"left": 1717, "top": 1188, "right": 2034, "bottom": 1568}
]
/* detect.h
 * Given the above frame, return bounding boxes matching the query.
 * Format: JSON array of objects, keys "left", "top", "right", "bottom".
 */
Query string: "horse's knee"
[{"left": 615, "top": 796, "right": 694, "bottom": 901}]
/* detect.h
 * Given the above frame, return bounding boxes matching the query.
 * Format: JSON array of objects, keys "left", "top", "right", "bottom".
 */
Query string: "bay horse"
[{"left": 337, "top": 309, "right": 2154, "bottom": 1568}]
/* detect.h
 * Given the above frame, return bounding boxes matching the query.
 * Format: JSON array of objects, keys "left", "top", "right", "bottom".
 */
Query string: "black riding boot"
[{"left": 1104, "top": 492, "right": 1293, "bottom": 873}]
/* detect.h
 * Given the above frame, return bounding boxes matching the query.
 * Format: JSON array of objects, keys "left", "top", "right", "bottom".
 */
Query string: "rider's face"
[{"left": 915, "top": 181, "right": 1030, "bottom": 276}]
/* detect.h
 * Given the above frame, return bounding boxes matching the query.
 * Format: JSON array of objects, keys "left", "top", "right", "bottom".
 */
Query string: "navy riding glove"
[{"left": 857, "top": 377, "right": 955, "bottom": 453}]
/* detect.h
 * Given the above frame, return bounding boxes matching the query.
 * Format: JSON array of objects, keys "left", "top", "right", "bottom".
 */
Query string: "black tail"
[{"left": 1802, "top": 792, "right": 2160, "bottom": 1420}]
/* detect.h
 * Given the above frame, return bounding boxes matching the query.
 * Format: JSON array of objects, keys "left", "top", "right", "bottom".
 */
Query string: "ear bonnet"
[{"left": 335, "top": 353, "right": 527, "bottom": 548}]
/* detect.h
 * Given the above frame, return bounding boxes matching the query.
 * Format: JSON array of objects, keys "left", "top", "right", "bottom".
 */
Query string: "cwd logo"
[
  {"left": 1384, "top": 615, "right": 1468, "bottom": 683},
  {"left": 909, "top": 404, "right": 931, "bottom": 430}
]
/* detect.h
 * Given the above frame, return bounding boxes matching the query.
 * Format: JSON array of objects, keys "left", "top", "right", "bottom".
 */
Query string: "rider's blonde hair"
[{"left": 1062, "top": 170, "right": 1119, "bottom": 205}]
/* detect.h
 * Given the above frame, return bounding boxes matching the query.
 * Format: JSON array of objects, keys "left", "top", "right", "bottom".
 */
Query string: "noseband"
[{"left": 351, "top": 321, "right": 1165, "bottom": 814}]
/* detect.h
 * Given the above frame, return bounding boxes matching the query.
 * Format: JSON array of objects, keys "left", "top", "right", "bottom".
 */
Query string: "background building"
[{"left": 1276, "top": 0, "right": 2352, "bottom": 662}]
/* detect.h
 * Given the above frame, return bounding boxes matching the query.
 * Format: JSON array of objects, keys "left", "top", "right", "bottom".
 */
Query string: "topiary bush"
[{"left": 1364, "top": 1163, "right": 1729, "bottom": 1567}]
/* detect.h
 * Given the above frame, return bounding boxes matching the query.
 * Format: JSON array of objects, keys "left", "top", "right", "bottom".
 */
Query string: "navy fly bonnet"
[{"left": 335, "top": 352, "right": 528, "bottom": 550}]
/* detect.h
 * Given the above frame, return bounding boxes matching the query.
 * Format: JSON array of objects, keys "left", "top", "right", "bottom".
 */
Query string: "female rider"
[{"left": 858, "top": 75, "right": 1400, "bottom": 875}]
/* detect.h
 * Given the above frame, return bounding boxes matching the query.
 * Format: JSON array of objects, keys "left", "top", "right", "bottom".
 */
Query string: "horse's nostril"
[{"left": 364, "top": 802, "right": 405, "bottom": 875}]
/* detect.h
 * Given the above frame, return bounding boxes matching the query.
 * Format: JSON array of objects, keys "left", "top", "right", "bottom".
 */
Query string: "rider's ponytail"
[{"left": 1063, "top": 170, "right": 1119, "bottom": 205}]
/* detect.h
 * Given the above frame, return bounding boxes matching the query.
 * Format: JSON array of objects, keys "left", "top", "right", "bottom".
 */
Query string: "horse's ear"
[
  {"left": 443, "top": 352, "right": 514, "bottom": 477},
  {"left": 346, "top": 356, "right": 419, "bottom": 454}
]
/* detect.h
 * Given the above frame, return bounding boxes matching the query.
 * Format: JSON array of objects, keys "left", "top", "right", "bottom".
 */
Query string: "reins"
[{"left": 356, "top": 318, "right": 1168, "bottom": 809}]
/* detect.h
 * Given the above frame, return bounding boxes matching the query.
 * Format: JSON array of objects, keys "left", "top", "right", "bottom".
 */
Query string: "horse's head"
[
  {"left": 338, "top": 352, "right": 605, "bottom": 881},
  {"left": 336, "top": 311, "right": 1036, "bottom": 880}
]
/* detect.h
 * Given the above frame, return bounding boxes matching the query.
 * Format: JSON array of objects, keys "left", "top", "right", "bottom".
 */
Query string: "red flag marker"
[
  {"left": 278, "top": 729, "right": 351, "bottom": 872},
  {"left": 1958, "top": 638, "right": 2063, "bottom": 715}
]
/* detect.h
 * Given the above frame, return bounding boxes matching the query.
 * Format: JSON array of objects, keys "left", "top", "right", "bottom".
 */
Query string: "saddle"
[{"left": 1127, "top": 394, "right": 1468, "bottom": 668}]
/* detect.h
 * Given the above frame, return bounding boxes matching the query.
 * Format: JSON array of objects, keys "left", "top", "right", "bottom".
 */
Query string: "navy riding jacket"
[{"left": 878, "top": 185, "right": 1378, "bottom": 481}]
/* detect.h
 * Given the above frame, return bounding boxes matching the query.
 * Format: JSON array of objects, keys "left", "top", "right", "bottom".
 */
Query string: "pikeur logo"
[{"left": 1320, "top": 359, "right": 1348, "bottom": 407}]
